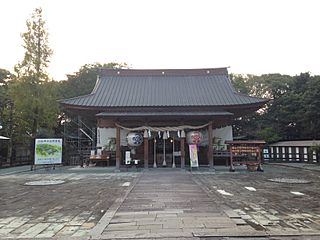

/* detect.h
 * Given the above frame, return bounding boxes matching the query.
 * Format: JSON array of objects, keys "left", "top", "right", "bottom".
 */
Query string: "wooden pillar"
[
  {"left": 144, "top": 137, "right": 149, "bottom": 168},
  {"left": 180, "top": 138, "right": 185, "bottom": 169},
  {"left": 257, "top": 145, "right": 264, "bottom": 172},
  {"left": 208, "top": 121, "right": 214, "bottom": 169},
  {"left": 229, "top": 144, "right": 235, "bottom": 172},
  {"left": 78, "top": 116, "right": 83, "bottom": 167},
  {"left": 162, "top": 139, "right": 167, "bottom": 166},
  {"left": 153, "top": 138, "right": 157, "bottom": 168},
  {"left": 116, "top": 126, "right": 121, "bottom": 169}
]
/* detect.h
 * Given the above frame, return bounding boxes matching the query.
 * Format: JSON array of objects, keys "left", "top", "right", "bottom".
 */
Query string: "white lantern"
[
  {"left": 186, "top": 131, "right": 203, "bottom": 144},
  {"left": 127, "top": 132, "right": 143, "bottom": 147}
]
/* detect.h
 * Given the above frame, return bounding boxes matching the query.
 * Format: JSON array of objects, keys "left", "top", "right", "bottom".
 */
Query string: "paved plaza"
[{"left": 0, "top": 164, "right": 320, "bottom": 239}]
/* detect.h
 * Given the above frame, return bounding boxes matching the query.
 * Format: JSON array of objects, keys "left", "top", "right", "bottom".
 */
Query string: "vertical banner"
[
  {"left": 125, "top": 151, "right": 131, "bottom": 165},
  {"left": 35, "top": 138, "right": 63, "bottom": 165},
  {"left": 189, "top": 144, "right": 199, "bottom": 167}
]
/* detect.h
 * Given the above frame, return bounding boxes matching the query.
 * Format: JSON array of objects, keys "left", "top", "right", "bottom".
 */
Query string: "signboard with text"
[
  {"left": 34, "top": 138, "right": 62, "bottom": 165},
  {"left": 231, "top": 146, "right": 260, "bottom": 156}
]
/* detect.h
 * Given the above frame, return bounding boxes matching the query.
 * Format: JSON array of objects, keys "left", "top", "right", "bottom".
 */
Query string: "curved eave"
[
  {"left": 60, "top": 100, "right": 269, "bottom": 113},
  {"left": 96, "top": 111, "right": 234, "bottom": 117},
  {"left": 59, "top": 98, "right": 268, "bottom": 108},
  {"left": 224, "top": 99, "right": 269, "bottom": 109}
]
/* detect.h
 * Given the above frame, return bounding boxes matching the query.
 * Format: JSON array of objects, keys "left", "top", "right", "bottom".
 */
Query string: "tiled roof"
[
  {"left": 96, "top": 110, "right": 233, "bottom": 117},
  {"left": 269, "top": 140, "right": 320, "bottom": 147},
  {"left": 60, "top": 68, "right": 268, "bottom": 108}
]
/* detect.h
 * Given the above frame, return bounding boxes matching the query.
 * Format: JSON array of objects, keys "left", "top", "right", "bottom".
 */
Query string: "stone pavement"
[
  {"left": 1, "top": 164, "right": 320, "bottom": 239},
  {"left": 193, "top": 165, "right": 320, "bottom": 238},
  {"left": 94, "top": 169, "right": 257, "bottom": 239},
  {"left": 90, "top": 165, "right": 320, "bottom": 239},
  {"left": 0, "top": 166, "right": 140, "bottom": 239}
]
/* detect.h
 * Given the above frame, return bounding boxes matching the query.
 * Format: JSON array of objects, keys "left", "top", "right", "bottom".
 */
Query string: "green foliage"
[
  {"left": 0, "top": 69, "right": 14, "bottom": 136},
  {"left": 0, "top": 69, "right": 12, "bottom": 85},
  {"left": 230, "top": 74, "right": 251, "bottom": 95},
  {"left": 10, "top": 7, "right": 58, "bottom": 141},
  {"left": 1, "top": 9, "right": 130, "bottom": 160},
  {"left": 0, "top": 69, "right": 12, "bottom": 108},
  {"left": 55, "top": 62, "right": 129, "bottom": 139},
  {"left": 57, "top": 62, "right": 129, "bottom": 99},
  {"left": 231, "top": 73, "right": 293, "bottom": 99},
  {"left": 232, "top": 72, "right": 320, "bottom": 142},
  {"left": 15, "top": 8, "right": 52, "bottom": 81},
  {"left": 256, "top": 127, "right": 281, "bottom": 143}
]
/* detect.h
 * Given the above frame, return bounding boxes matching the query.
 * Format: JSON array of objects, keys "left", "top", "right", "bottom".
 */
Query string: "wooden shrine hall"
[{"left": 60, "top": 68, "right": 268, "bottom": 169}]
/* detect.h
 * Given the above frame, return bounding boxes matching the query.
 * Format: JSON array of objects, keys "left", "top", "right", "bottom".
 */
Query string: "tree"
[
  {"left": 10, "top": 7, "right": 58, "bottom": 141},
  {"left": 231, "top": 72, "right": 320, "bottom": 142},
  {"left": 0, "top": 69, "right": 14, "bottom": 163},
  {"left": 0, "top": 68, "right": 13, "bottom": 136},
  {"left": 57, "top": 62, "right": 129, "bottom": 99},
  {"left": 55, "top": 62, "right": 129, "bottom": 141},
  {"left": 15, "top": 8, "right": 52, "bottom": 82},
  {"left": 231, "top": 73, "right": 294, "bottom": 142}
]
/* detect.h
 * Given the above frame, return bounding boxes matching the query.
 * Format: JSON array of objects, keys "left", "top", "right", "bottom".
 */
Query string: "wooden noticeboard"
[{"left": 225, "top": 140, "right": 266, "bottom": 172}]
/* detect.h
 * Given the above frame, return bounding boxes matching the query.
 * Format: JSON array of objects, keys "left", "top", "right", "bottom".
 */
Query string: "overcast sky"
[{"left": 0, "top": 0, "right": 319, "bottom": 80}]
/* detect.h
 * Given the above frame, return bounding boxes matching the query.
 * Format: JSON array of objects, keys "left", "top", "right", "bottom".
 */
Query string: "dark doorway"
[{"left": 150, "top": 136, "right": 181, "bottom": 168}]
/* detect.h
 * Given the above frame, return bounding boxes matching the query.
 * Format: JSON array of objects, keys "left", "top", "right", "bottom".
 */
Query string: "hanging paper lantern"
[
  {"left": 186, "top": 131, "right": 203, "bottom": 144},
  {"left": 127, "top": 132, "right": 143, "bottom": 147}
]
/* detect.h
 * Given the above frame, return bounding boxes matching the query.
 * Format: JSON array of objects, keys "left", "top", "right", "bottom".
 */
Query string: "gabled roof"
[{"left": 60, "top": 68, "right": 268, "bottom": 108}]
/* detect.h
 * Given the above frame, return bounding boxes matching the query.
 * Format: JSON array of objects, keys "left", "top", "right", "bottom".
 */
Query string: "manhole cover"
[
  {"left": 268, "top": 178, "right": 310, "bottom": 184},
  {"left": 25, "top": 180, "right": 65, "bottom": 186}
]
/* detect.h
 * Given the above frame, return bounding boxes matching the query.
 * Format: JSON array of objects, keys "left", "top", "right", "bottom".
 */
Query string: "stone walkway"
[{"left": 96, "top": 170, "right": 258, "bottom": 239}]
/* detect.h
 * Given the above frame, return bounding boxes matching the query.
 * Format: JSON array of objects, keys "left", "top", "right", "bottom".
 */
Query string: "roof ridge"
[{"left": 99, "top": 68, "right": 228, "bottom": 77}]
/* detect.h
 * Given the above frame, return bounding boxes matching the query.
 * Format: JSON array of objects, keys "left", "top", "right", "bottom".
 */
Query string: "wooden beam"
[
  {"left": 180, "top": 138, "right": 185, "bottom": 169},
  {"left": 144, "top": 137, "right": 149, "bottom": 168},
  {"left": 208, "top": 121, "right": 214, "bottom": 169},
  {"left": 116, "top": 126, "right": 121, "bottom": 169}
]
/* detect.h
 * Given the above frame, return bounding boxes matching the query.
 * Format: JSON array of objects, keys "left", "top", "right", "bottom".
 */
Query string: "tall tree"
[
  {"left": 10, "top": 7, "right": 58, "bottom": 141},
  {"left": 15, "top": 8, "right": 52, "bottom": 81}
]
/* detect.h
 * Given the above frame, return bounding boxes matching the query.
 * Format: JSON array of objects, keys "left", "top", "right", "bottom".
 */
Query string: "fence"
[
  {"left": 0, "top": 155, "right": 32, "bottom": 168},
  {"left": 266, "top": 146, "right": 319, "bottom": 163}
]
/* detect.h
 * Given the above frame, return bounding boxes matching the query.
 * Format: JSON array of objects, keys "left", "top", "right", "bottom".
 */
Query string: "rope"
[{"left": 115, "top": 122, "right": 210, "bottom": 132}]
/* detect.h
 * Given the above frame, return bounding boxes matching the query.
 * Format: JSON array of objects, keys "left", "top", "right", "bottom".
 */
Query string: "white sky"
[{"left": 0, "top": 0, "right": 319, "bottom": 80}]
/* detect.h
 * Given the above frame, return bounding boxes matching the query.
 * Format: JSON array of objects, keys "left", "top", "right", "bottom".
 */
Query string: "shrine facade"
[{"left": 60, "top": 68, "right": 268, "bottom": 169}]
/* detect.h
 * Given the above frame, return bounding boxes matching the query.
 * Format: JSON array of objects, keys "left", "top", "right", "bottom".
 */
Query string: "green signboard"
[{"left": 34, "top": 138, "right": 62, "bottom": 165}]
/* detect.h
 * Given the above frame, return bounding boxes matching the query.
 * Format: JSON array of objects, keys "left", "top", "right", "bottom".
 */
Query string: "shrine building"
[{"left": 60, "top": 68, "right": 268, "bottom": 169}]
